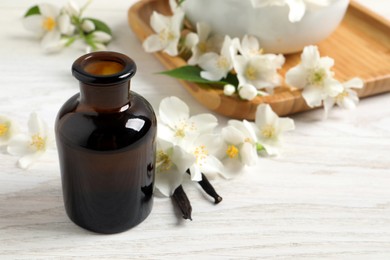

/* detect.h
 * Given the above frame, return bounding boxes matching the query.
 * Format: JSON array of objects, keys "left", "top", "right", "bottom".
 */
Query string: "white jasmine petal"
[
  {"left": 64, "top": 0, "right": 80, "bottom": 16},
  {"left": 0, "top": 116, "right": 17, "bottom": 146},
  {"left": 143, "top": 11, "right": 183, "bottom": 56},
  {"left": 284, "top": 66, "right": 307, "bottom": 89},
  {"left": 41, "top": 30, "right": 66, "bottom": 53},
  {"left": 155, "top": 138, "right": 195, "bottom": 196},
  {"left": 7, "top": 113, "right": 50, "bottom": 169},
  {"left": 18, "top": 152, "right": 43, "bottom": 169},
  {"left": 158, "top": 96, "right": 218, "bottom": 146},
  {"left": 38, "top": 3, "right": 60, "bottom": 18},
  {"left": 253, "top": 104, "right": 294, "bottom": 155},
  {"left": 143, "top": 35, "right": 166, "bottom": 53},
  {"left": 187, "top": 22, "right": 213, "bottom": 65},
  {"left": 301, "top": 87, "right": 324, "bottom": 107},
  {"left": 58, "top": 14, "right": 72, "bottom": 35},
  {"left": 286, "top": 45, "right": 342, "bottom": 108},
  {"left": 7, "top": 135, "right": 31, "bottom": 156},
  {"left": 188, "top": 114, "right": 218, "bottom": 134},
  {"left": 241, "top": 142, "right": 258, "bottom": 166},
  {"left": 218, "top": 124, "right": 258, "bottom": 173},
  {"left": 239, "top": 35, "right": 262, "bottom": 58},
  {"left": 234, "top": 52, "right": 284, "bottom": 90},
  {"left": 238, "top": 84, "right": 258, "bottom": 100},
  {"left": 198, "top": 36, "right": 234, "bottom": 81},
  {"left": 344, "top": 77, "right": 364, "bottom": 89},
  {"left": 188, "top": 134, "right": 224, "bottom": 180},
  {"left": 23, "top": 15, "right": 45, "bottom": 35},
  {"left": 159, "top": 96, "right": 190, "bottom": 129},
  {"left": 199, "top": 53, "right": 229, "bottom": 81}
]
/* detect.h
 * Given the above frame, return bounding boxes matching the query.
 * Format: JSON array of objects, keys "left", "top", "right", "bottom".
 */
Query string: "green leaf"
[
  {"left": 85, "top": 18, "right": 112, "bottom": 35},
  {"left": 24, "top": 5, "right": 40, "bottom": 17},
  {"left": 159, "top": 66, "right": 238, "bottom": 86}
]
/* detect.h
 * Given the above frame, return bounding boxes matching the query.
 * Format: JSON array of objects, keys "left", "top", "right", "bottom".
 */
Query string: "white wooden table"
[{"left": 1, "top": 0, "right": 389, "bottom": 258}]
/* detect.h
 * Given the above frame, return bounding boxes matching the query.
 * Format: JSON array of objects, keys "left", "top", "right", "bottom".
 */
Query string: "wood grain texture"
[
  {"left": 1, "top": 0, "right": 390, "bottom": 259},
  {"left": 128, "top": 0, "right": 390, "bottom": 120}
]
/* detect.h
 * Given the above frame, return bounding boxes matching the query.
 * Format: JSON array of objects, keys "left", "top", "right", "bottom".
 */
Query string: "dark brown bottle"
[{"left": 55, "top": 51, "right": 156, "bottom": 234}]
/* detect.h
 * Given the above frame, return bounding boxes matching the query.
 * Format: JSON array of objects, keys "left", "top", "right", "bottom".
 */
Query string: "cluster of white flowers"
[
  {"left": 143, "top": 1, "right": 364, "bottom": 118},
  {"left": 286, "top": 45, "right": 364, "bottom": 118},
  {"left": 23, "top": 1, "right": 112, "bottom": 53},
  {"left": 155, "top": 96, "right": 294, "bottom": 196},
  {"left": 250, "top": 0, "right": 333, "bottom": 22},
  {"left": 143, "top": 2, "right": 285, "bottom": 101},
  {"left": 0, "top": 113, "right": 52, "bottom": 169}
]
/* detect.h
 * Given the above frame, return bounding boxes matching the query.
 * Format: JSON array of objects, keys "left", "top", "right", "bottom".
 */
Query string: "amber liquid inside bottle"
[{"left": 55, "top": 52, "right": 156, "bottom": 234}]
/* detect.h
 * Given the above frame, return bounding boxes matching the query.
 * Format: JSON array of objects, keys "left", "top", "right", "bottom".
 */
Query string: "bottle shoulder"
[{"left": 55, "top": 92, "right": 157, "bottom": 151}]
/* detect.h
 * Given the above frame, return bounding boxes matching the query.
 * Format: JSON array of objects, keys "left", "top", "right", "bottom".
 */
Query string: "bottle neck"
[
  {"left": 79, "top": 81, "right": 131, "bottom": 111},
  {"left": 72, "top": 51, "right": 137, "bottom": 112}
]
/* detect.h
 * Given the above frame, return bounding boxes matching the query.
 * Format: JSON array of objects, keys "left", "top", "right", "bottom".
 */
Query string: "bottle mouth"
[{"left": 72, "top": 51, "right": 137, "bottom": 85}]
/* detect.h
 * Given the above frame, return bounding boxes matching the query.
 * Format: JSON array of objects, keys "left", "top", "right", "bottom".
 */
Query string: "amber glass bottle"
[{"left": 55, "top": 51, "right": 156, "bottom": 234}]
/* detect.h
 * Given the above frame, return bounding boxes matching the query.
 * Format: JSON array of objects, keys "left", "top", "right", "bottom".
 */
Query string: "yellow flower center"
[
  {"left": 261, "top": 125, "right": 276, "bottom": 139},
  {"left": 217, "top": 57, "right": 229, "bottom": 69},
  {"left": 194, "top": 145, "right": 208, "bottom": 166},
  {"left": 174, "top": 128, "right": 186, "bottom": 138},
  {"left": 159, "top": 29, "right": 176, "bottom": 43},
  {"left": 42, "top": 17, "right": 57, "bottom": 31},
  {"left": 156, "top": 150, "right": 173, "bottom": 172},
  {"left": 31, "top": 134, "right": 45, "bottom": 151},
  {"left": 174, "top": 121, "right": 196, "bottom": 139},
  {"left": 309, "top": 68, "right": 327, "bottom": 86},
  {"left": 198, "top": 42, "right": 207, "bottom": 53},
  {"left": 226, "top": 145, "right": 239, "bottom": 159},
  {"left": 0, "top": 123, "right": 9, "bottom": 136},
  {"left": 336, "top": 90, "right": 349, "bottom": 102},
  {"left": 245, "top": 65, "right": 257, "bottom": 81}
]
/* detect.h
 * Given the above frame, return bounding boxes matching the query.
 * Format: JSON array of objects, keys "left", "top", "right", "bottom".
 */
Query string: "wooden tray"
[{"left": 128, "top": 0, "right": 390, "bottom": 119}]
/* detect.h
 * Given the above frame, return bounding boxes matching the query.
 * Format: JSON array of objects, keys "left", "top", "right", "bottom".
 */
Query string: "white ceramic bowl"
[{"left": 182, "top": 0, "right": 349, "bottom": 54}]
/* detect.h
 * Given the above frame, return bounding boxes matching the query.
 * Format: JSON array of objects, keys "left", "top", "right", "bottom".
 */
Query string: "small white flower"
[
  {"left": 0, "top": 116, "right": 17, "bottom": 146},
  {"left": 155, "top": 138, "right": 196, "bottom": 197},
  {"left": 216, "top": 125, "right": 258, "bottom": 178},
  {"left": 233, "top": 52, "right": 285, "bottom": 91},
  {"left": 143, "top": 10, "right": 184, "bottom": 56},
  {"left": 238, "top": 84, "right": 258, "bottom": 100},
  {"left": 285, "top": 45, "right": 343, "bottom": 107},
  {"left": 324, "top": 77, "right": 364, "bottom": 117},
  {"left": 238, "top": 35, "right": 263, "bottom": 58},
  {"left": 23, "top": 4, "right": 74, "bottom": 52},
  {"left": 198, "top": 36, "right": 236, "bottom": 81},
  {"left": 250, "top": 104, "right": 295, "bottom": 155},
  {"left": 188, "top": 134, "right": 224, "bottom": 181},
  {"left": 7, "top": 113, "right": 51, "bottom": 169},
  {"left": 223, "top": 84, "right": 236, "bottom": 96},
  {"left": 158, "top": 96, "right": 218, "bottom": 146},
  {"left": 186, "top": 22, "right": 216, "bottom": 65}
]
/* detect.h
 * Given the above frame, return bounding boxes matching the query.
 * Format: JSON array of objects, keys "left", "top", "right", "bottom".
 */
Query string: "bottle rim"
[{"left": 72, "top": 51, "right": 137, "bottom": 85}]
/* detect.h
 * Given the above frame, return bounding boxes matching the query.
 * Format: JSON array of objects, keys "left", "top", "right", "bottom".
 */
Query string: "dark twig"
[
  {"left": 186, "top": 169, "right": 223, "bottom": 204},
  {"left": 172, "top": 185, "right": 192, "bottom": 220}
]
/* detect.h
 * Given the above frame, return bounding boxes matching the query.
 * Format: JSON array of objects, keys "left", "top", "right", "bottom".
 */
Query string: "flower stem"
[
  {"left": 172, "top": 185, "right": 192, "bottom": 220},
  {"left": 187, "top": 169, "right": 223, "bottom": 204}
]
